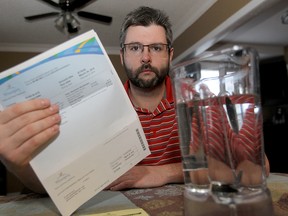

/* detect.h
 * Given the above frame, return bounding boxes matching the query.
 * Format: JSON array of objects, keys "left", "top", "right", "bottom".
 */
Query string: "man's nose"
[{"left": 141, "top": 46, "right": 152, "bottom": 63}]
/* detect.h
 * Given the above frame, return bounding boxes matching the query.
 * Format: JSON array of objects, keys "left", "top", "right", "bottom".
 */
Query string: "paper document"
[
  {"left": 0, "top": 30, "right": 150, "bottom": 216},
  {"left": 81, "top": 208, "right": 149, "bottom": 216}
]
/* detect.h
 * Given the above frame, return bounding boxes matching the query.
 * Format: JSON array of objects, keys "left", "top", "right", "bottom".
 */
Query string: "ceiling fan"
[{"left": 24, "top": 0, "right": 112, "bottom": 34}]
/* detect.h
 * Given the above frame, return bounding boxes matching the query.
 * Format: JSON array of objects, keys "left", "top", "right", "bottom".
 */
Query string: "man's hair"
[{"left": 119, "top": 6, "right": 173, "bottom": 49}]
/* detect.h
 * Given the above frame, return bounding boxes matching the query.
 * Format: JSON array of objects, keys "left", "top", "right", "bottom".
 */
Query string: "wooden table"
[
  {"left": 0, "top": 173, "right": 287, "bottom": 215},
  {"left": 123, "top": 173, "right": 288, "bottom": 216}
]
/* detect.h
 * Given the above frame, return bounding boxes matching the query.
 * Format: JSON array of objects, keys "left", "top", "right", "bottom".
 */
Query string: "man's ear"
[
  {"left": 120, "top": 49, "right": 124, "bottom": 66},
  {"left": 169, "top": 47, "right": 174, "bottom": 62}
]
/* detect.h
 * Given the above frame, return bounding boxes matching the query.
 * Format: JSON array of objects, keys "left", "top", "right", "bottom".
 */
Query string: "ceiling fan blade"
[
  {"left": 77, "top": 11, "right": 112, "bottom": 24},
  {"left": 40, "top": 0, "right": 60, "bottom": 8},
  {"left": 25, "top": 12, "right": 60, "bottom": 21}
]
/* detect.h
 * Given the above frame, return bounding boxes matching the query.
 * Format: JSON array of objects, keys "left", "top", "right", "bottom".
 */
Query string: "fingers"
[
  {"left": 0, "top": 98, "right": 60, "bottom": 148},
  {"left": 7, "top": 112, "right": 61, "bottom": 150},
  {"left": 4, "top": 124, "right": 60, "bottom": 169},
  {"left": 108, "top": 173, "right": 136, "bottom": 191},
  {"left": 109, "top": 181, "right": 131, "bottom": 191},
  {"left": 106, "top": 171, "right": 134, "bottom": 190},
  {"left": 4, "top": 104, "right": 60, "bottom": 137},
  {"left": 0, "top": 98, "right": 61, "bottom": 169},
  {"left": 108, "top": 167, "right": 145, "bottom": 190},
  {"left": 0, "top": 99, "right": 51, "bottom": 124}
]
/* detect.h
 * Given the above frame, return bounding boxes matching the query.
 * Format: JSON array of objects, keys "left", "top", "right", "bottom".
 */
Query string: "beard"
[{"left": 124, "top": 62, "right": 170, "bottom": 89}]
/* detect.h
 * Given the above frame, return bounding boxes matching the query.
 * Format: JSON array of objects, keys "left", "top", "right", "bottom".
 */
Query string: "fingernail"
[
  {"left": 50, "top": 104, "right": 59, "bottom": 112},
  {"left": 51, "top": 125, "right": 60, "bottom": 133},
  {"left": 41, "top": 99, "right": 50, "bottom": 107},
  {"left": 53, "top": 114, "right": 61, "bottom": 122}
]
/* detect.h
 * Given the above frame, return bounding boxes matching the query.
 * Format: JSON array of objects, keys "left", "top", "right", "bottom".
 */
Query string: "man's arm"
[
  {"left": 13, "top": 164, "right": 46, "bottom": 194},
  {"left": 107, "top": 155, "right": 270, "bottom": 191},
  {"left": 107, "top": 162, "right": 184, "bottom": 191},
  {"left": 0, "top": 99, "right": 61, "bottom": 194}
]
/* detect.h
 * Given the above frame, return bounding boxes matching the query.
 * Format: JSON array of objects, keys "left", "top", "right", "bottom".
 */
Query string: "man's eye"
[
  {"left": 151, "top": 45, "right": 162, "bottom": 52},
  {"left": 130, "top": 45, "right": 141, "bottom": 51}
]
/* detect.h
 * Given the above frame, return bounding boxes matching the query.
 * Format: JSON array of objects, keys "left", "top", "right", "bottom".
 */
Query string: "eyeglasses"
[{"left": 122, "top": 43, "right": 170, "bottom": 57}]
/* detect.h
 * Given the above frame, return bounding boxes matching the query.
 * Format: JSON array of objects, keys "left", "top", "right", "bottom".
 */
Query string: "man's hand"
[
  {"left": 107, "top": 163, "right": 183, "bottom": 191},
  {"left": 0, "top": 99, "right": 61, "bottom": 193}
]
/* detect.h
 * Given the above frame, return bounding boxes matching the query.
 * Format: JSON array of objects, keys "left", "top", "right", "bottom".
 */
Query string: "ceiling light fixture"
[
  {"left": 281, "top": 10, "right": 288, "bottom": 24},
  {"left": 55, "top": 12, "right": 80, "bottom": 34},
  {"left": 25, "top": 0, "right": 112, "bottom": 35}
]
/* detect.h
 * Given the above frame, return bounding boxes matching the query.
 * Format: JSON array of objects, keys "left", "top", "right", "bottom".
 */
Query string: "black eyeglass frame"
[{"left": 121, "top": 43, "right": 172, "bottom": 53}]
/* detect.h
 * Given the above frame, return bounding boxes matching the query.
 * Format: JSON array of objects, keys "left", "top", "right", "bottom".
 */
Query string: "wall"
[{"left": 173, "top": 0, "right": 251, "bottom": 62}]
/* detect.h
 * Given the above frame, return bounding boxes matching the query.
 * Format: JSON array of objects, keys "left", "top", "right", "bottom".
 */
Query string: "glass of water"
[{"left": 170, "top": 46, "right": 274, "bottom": 216}]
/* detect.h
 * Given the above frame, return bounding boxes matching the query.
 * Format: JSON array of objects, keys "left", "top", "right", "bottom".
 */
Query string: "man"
[
  {"left": 0, "top": 6, "right": 183, "bottom": 194},
  {"left": 107, "top": 6, "right": 183, "bottom": 190}
]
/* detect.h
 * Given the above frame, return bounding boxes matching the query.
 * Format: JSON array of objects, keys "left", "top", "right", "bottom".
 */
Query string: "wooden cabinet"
[
  {"left": 260, "top": 56, "right": 288, "bottom": 173},
  {"left": 0, "top": 162, "right": 6, "bottom": 195},
  {"left": 264, "top": 121, "right": 288, "bottom": 173}
]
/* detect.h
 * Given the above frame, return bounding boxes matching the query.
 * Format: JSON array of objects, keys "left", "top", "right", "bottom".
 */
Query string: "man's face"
[{"left": 120, "top": 25, "right": 173, "bottom": 89}]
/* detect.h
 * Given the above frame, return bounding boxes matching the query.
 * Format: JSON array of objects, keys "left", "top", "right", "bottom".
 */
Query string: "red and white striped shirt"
[{"left": 124, "top": 76, "right": 182, "bottom": 165}]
